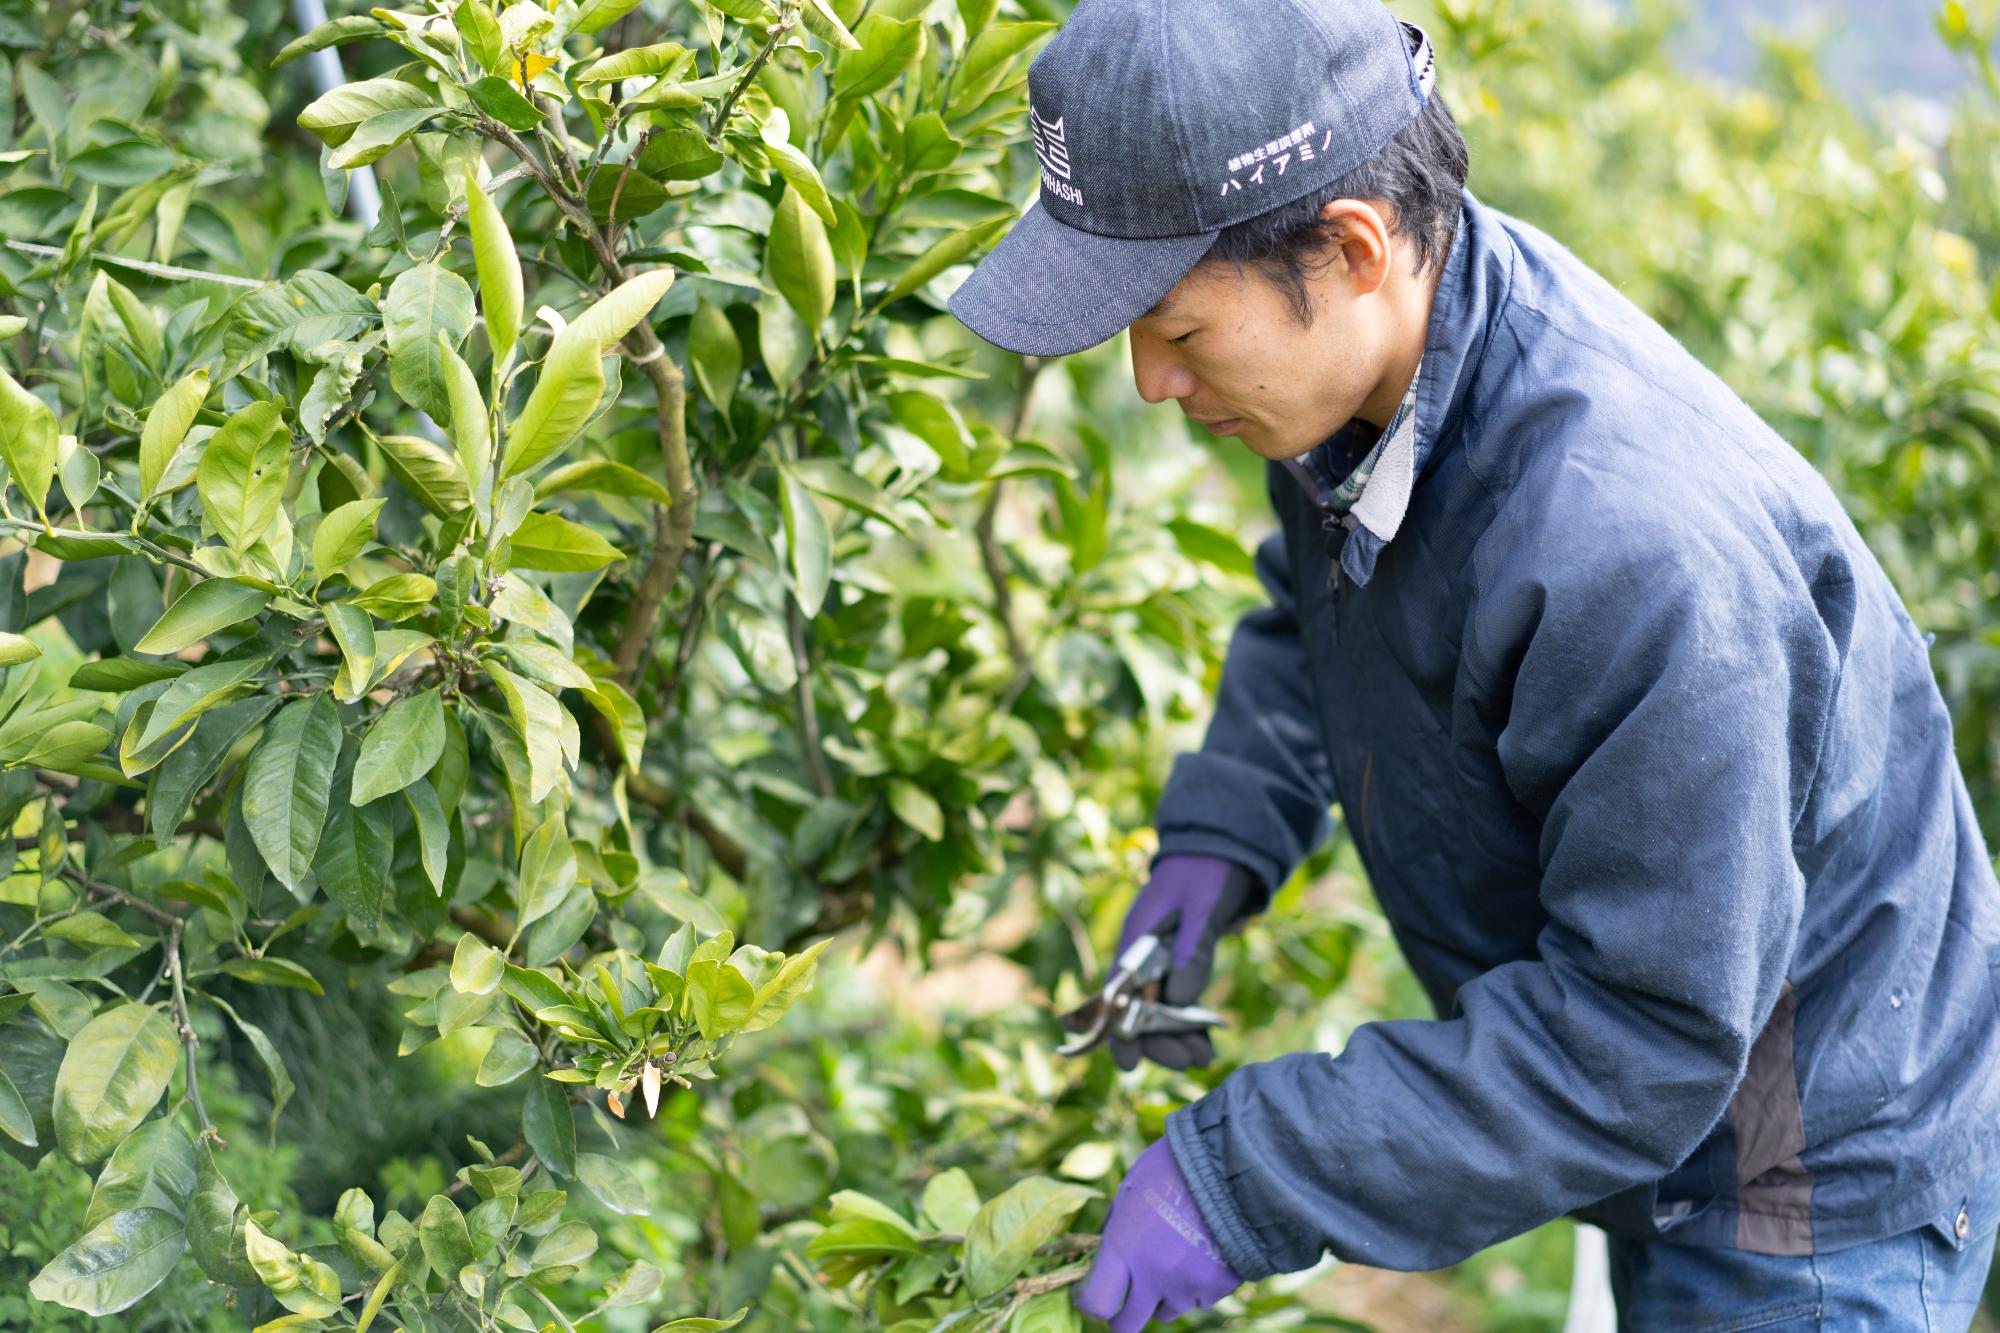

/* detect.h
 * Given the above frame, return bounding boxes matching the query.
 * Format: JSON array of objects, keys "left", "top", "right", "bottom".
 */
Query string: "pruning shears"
[{"left": 1054, "top": 932, "right": 1228, "bottom": 1058}]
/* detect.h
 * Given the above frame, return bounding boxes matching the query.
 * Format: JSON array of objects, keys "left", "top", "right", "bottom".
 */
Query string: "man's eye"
[{"left": 1168, "top": 331, "right": 1194, "bottom": 345}]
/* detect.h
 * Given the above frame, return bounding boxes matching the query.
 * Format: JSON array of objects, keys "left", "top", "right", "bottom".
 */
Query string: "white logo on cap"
[{"left": 1030, "top": 105, "right": 1084, "bottom": 207}]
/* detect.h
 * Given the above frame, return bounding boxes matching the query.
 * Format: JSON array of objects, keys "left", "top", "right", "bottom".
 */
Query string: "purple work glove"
[
  {"left": 1110, "top": 855, "right": 1260, "bottom": 1071},
  {"left": 1075, "top": 1138, "right": 1243, "bottom": 1331}
]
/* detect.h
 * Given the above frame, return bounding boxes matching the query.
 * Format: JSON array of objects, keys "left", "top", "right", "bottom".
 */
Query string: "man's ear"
[{"left": 1315, "top": 198, "right": 1394, "bottom": 297}]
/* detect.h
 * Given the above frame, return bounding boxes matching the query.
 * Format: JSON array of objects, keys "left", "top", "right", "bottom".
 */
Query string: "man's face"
[{"left": 1124, "top": 207, "right": 1408, "bottom": 461}]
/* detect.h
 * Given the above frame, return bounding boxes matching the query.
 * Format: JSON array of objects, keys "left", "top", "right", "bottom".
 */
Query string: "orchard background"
[{"left": 0, "top": 0, "right": 1995, "bottom": 1329}]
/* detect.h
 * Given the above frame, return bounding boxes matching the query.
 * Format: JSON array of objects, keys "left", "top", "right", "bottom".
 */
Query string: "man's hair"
[{"left": 1204, "top": 89, "right": 1470, "bottom": 324}]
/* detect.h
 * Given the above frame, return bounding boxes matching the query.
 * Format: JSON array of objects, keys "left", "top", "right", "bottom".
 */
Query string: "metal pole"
[{"left": 290, "top": 0, "right": 382, "bottom": 230}]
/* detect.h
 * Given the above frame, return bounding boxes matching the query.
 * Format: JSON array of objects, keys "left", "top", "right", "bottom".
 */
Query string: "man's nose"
[{"left": 1129, "top": 329, "right": 1197, "bottom": 404}]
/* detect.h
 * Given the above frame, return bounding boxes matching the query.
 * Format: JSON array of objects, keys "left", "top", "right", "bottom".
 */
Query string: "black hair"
[{"left": 1205, "top": 88, "right": 1471, "bottom": 325}]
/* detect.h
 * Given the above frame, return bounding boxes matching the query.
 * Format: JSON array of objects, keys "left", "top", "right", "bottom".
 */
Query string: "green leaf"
[
  {"left": 1166, "top": 517, "right": 1256, "bottom": 577},
  {"left": 72, "top": 659, "right": 185, "bottom": 692},
  {"left": 688, "top": 300, "right": 742, "bottom": 413},
  {"left": 44, "top": 911, "right": 143, "bottom": 950},
  {"left": 0, "top": 630, "right": 39, "bottom": 666},
  {"left": 534, "top": 457, "right": 671, "bottom": 504},
  {"left": 453, "top": 0, "right": 504, "bottom": 73},
  {"left": 577, "top": 43, "right": 690, "bottom": 84},
  {"left": 531, "top": 1219, "right": 597, "bottom": 1270},
  {"left": 131, "top": 656, "right": 267, "bottom": 758},
  {"left": 502, "top": 963, "right": 571, "bottom": 1013},
  {"left": 506, "top": 510, "right": 625, "bottom": 571},
  {"left": 778, "top": 466, "right": 832, "bottom": 617},
  {"left": 206, "top": 993, "right": 294, "bottom": 1139},
  {"left": 483, "top": 662, "right": 565, "bottom": 801},
  {"left": 52, "top": 1002, "right": 179, "bottom": 1165},
  {"left": 149, "top": 693, "right": 279, "bottom": 844},
  {"left": 0, "top": 365, "right": 58, "bottom": 518},
  {"left": 883, "top": 218, "right": 1010, "bottom": 306},
  {"left": 197, "top": 401, "right": 288, "bottom": 552},
  {"left": 317, "top": 766, "right": 392, "bottom": 930},
  {"left": 328, "top": 106, "right": 440, "bottom": 169},
  {"left": 298, "top": 77, "right": 435, "bottom": 147},
  {"left": 921, "top": 1167, "right": 981, "bottom": 1232},
  {"left": 602, "top": 1259, "right": 666, "bottom": 1307},
  {"left": 963, "top": 1178, "right": 1099, "bottom": 1298},
  {"left": 134, "top": 578, "right": 270, "bottom": 654},
  {"left": 464, "top": 167, "right": 523, "bottom": 363},
  {"left": 523, "top": 1078, "right": 575, "bottom": 1177},
  {"left": 29, "top": 1208, "right": 186, "bottom": 1315},
  {"left": 218, "top": 956, "right": 324, "bottom": 994},
  {"left": 404, "top": 779, "right": 450, "bottom": 895},
  {"left": 384, "top": 262, "right": 475, "bottom": 424},
  {"left": 418, "top": 1192, "right": 474, "bottom": 1278},
  {"left": 352, "top": 688, "right": 446, "bottom": 804},
  {"left": 515, "top": 812, "right": 578, "bottom": 928},
  {"left": 241, "top": 693, "right": 343, "bottom": 892},
  {"left": 476, "top": 1028, "right": 537, "bottom": 1085},
  {"left": 572, "top": 0, "right": 643, "bottom": 34},
  {"left": 139, "top": 370, "right": 208, "bottom": 501},
  {"left": 798, "top": 0, "right": 861, "bottom": 50},
  {"left": 325, "top": 602, "right": 376, "bottom": 702},
  {"left": 835, "top": 14, "right": 925, "bottom": 100},
  {"left": 465, "top": 75, "right": 545, "bottom": 130},
  {"left": 84, "top": 1105, "right": 196, "bottom": 1227},
  {"left": 575, "top": 1151, "right": 649, "bottom": 1215},
  {"left": 583, "top": 677, "right": 645, "bottom": 773},
  {"left": 767, "top": 187, "right": 835, "bottom": 332},
  {"left": 888, "top": 777, "right": 942, "bottom": 840},
  {"left": 741, "top": 937, "right": 830, "bottom": 1032},
  {"left": 947, "top": 22, "right": 1056, "bottom": 116},
  {"left": 244, "top": 1218, "right": 342, "bottom": 1317},
  {"left": 187, "top": 1149, "right": 256, "bottom": 1284},
  {"left": 440, "top": 337, "right": 489, "bottom": 504},
  {"left": 683, "top": 959, "right": 755, "bottom": 1040},
  {"left": 350, "top": 571, "right": 437, "bottom": 621},
  {"left": 501, "top": 269, "right": 674, "bottom": 478},
  {"left": 272, "top": 14, "right": 388, "bottom": 68},
  {"left": 312, "top": 497, "right": 386, "bottom": 582},
  {"left": 376, "top": 432, "right": 470, "bottom": 517},
  {"left": 0, "top": 1063, "right": 35, "bottom": 1146},
  {"left": 758, "top": 290, "right": 811, "bottom": 391},
  {"left": 451, "top": 933, "right": 504, "bottom": 995},
  {"left": 1011, "top": 1290, "right": 1081, "bottom": 1333},
  {"left": 653, "top": 1308, "right": 749, "bottom": 1331},
  {"left": 762, "top": 137, "right": 836, "bottom": 226}
]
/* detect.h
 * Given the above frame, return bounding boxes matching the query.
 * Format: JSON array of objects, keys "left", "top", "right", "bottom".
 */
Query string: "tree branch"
[
  {"left": 167, "top": 920, "right": 222, "bottom": 1146},
  {"left": 708, "top": 8, "right": 798, "bottom": 142}
]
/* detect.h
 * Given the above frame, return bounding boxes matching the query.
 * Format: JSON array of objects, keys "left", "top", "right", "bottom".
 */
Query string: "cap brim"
[{"left": 947, "top": 200, "right": 1217, "bottom": 357}]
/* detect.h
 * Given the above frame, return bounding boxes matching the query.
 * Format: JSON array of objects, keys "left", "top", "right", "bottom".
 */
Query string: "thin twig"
[
  {"left": 167, "top": 920, "right": 222, "bottom": 1146},
  {"left": 2, "top": 240, "right": 265, "bottom": 288},
  {"left": 708, "top": 8, "right": 798, "bottom": 142}
]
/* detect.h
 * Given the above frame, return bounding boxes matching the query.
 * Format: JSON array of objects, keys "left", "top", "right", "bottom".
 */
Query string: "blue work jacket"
[{"left": 1157, "top": 188, "right": 2000, "bottom": 1274}]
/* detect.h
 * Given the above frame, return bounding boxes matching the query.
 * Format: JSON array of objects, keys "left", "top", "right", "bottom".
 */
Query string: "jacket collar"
[{"left": 1338, "top": 188, "right": 1513, "bottom": 588}]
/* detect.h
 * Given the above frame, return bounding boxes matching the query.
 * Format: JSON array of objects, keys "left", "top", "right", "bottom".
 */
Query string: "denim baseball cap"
[{"left": 948, "top": 0, "right": 1437, "bottom": 357}]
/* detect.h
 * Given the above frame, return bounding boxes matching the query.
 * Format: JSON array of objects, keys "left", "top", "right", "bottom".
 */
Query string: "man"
[{"left": 947, "top": 0, "right": 2000, "bottom": 1329}]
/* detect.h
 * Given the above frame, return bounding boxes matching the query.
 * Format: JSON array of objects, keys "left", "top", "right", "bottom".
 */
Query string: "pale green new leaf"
[
  {"left": 501, "top": 269, "right": 673, "bottom": 478},
  {"left": 577, "top": 43, "right": 690, "bottom": 84},
  {"left": 963, "top": 1178, "right": 1099, "bottom": 1298},
  {"left": 312, "top": 497, "right": 386, "bottom": 582},
  {"left": 768, "top": 188, "right": 835, "bottom": 332},
  {"left": 688, "top": 300, "right": 742, "bottom": 413},
  {"left": 0, "top": 365, "right": 58, "bottom": 518},
  {"left": 741, "top": 937, "right": 830, "bottom": 1032},
  {"left": 534, "top": 457, "right": 671, "bottom": 504},
  {"left": 325, "top": 602, "right": 376, "bottom": 701},
  {"left": 298, "top": 77, "right": 435, "bottom": 147},
  {"left": 328, "top": 106, "right": 439, "bottom": 168},
  {"left": 139, "top": 369, "right": 208, "bottom": 501},
  {"left": 440, "top": 336, "right": 489, "bottom": 502},
  {"left": 29, "top": 1208, "right": 185, "bottom": 1315},
  {"left": 464, "top": 166, "right": 522, "bottom": 362},
  {"left": 197, "top": 401, "right": 287, "bottom": 552},
  {"left": 506, "top": 510, "right": 624, "bottom": 571}
]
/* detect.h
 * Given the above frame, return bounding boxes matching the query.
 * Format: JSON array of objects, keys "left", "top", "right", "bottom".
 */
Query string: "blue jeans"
[{"left": 1607, "top": 1180, "right": 2000, "bottom": 1332}]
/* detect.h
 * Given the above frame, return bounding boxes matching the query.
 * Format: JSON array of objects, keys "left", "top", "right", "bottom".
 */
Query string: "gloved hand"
[
  {"left": 1109, "top": 855, "right": 1260, "bottom": 1070},
  {"left": 1074, "top": 1137, "right": 1242, "bottom": 1331}
]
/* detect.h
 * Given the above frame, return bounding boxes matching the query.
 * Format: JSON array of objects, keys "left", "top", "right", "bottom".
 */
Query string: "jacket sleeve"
[
  {"left": 1165, "top": 511, "right": 1846, "bottom": 1275},
  {"left": 1151, "top": 467, "right": 1338, "bottom": 903}
]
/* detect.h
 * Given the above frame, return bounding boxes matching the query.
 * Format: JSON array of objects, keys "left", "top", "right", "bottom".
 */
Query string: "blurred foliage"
[{"left": 0, "top": 0, "right": 1994, "bottom": 1330}]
